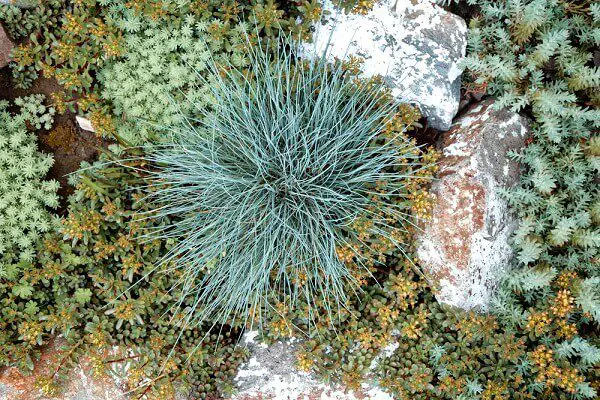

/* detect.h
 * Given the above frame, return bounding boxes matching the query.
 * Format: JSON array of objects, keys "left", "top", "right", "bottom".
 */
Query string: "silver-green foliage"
[
  {"left": 99, "top": 17, "right": 249, "bottom": 145},
  {"left": 136, "top": 39, "right": 422, "bottom": 327},
  {"left": 463, "top": 1, "right": 599, "bottom": 396},
  {"left": 0, "top": 96, "right": 59, "bottom": 266}
]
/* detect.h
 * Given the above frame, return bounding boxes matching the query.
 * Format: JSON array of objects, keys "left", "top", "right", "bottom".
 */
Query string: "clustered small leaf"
[{"left": 0, "top": 96, "right": 59, "bottom": 266}]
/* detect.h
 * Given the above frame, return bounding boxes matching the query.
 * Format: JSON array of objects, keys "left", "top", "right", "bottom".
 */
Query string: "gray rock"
[
  {"left": 230, "top": 331, "right": 393, "bottom": 399},
  {"left": 0, "top": 24, "right": 14, "bottom": 69},
  {"left": 0, "top": 338, "right": 127, "bottom": 400},
  {"left": 302, "top": 0, "right": 467, "bottom": 131},
  {"left": 0, "top": 0, "right": 36, "bottom": 8},
  {"left": 416, "top": 100, "right": 530, "bottom": 310}
]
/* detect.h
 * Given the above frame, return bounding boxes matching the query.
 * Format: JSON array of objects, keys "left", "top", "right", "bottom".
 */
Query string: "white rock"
[
  {"left": 302, "top": 0, "right": 467, "bottom": 131},
  {"left": 231, "top": 331, "right": 393, "bottom": 400},
  {"left": 0, "top": 0, "right": 36, "bottom": 8}
]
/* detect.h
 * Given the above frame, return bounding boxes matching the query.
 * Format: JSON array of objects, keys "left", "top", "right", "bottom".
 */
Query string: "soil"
[
  {"left": 0, "top": 67, "right": 103, "bottom": 213},
  {"left": 412, "top": 116, "right": 442, "bottom": 147},
  {"left": 445, "top": 0, "right": 480, "bottom": 23}
]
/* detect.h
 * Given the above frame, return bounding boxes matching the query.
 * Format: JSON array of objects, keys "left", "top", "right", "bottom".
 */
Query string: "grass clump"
[{"left": 136, "top": 40, "right": 428, "bottom": 327}]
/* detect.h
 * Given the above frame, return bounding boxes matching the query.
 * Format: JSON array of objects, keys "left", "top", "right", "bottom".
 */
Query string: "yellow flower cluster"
[
  {"left": 268, "top": 302, "right": 294, "bottom": 337},
  {"left": 89, "top": 109, "right": 116, "bottom": 136},
  {"left": 336, "top": 244, "right": 357, "bottom": 265},
  {"left": 103, "top": 37, "right": 123, "bottom": 58},
  {"left": 218, "top": 1, "right": 242, "bottom": 22},
  {"left": 409, "top": 189, "right": 435, "bottom": 220},
  {"left": 555, "top": 270, "right": 578, "bottom": 289},
  {"left": 296, "top": 350, "right": 315, "bottom": 372},
  {"left": 94, "top": 240, "right": 117, "bottom": 260},
  {"left": 401, "top": 308, "right": 428, "bottom": 339},
  {"left": 44, "top": 308, "right": 74, "bottom": 333},
  {"left": 61, "top": 210, "right": 102, "bottom": 240},
  {"left": 43, "top": 237, "right": 62, "bottom": 254},
  {"left": 36, "top": 376, "right": 61, "bottom": 397},
  {"left": 377, "top": 303, "right": 400, "bottom": 329},
  {"left": 269, "top": 318, "right": 293, "bottom": 337},
  {"left": 389, "top": 274, "right": 418, "bottom": 310},
  {"left": 126, "top": 0, "right": 170, "bottom": 20},
  {"left": 341, "top": 370, "right": 364, "bottom": 391},
  {"left": 525, "top": 311, "right": 551, "bottom": 335},
  {"left": 559, "top": 367, "right": 585, "bottom": 394},
  {"left": 481, "top": 381, "right": 507, "bottom": 400},
  {"left": 50, "top": 92, "right": 68, "bottom": 114},
  {"left": 407, "top": 369, "right": 433, "bottom": 393},
  {"left": 531, "top": 344, "right": 554, "bottom": 370},
  {"left": 76, "top": 182, "right": 98, "bottom": 201},
  {"left": 63, "top": 13, "right": 83, "bottom": 36},
  {"left": 18, "top": 321, "right": 44, "bottom": 345},
  {"left": 101, "top": 201, "right": 118, "bottom": 217},
  {"left": 53, "top": 41, "right": 78, "bottom": 62},
  {"left": 88, "top": 354, "right": 106, "bottom": 378},
  {"left": 77, "top": 93, "right": 101, "bottom": 113},
  {"left": 438, "top": 375, "right": 465, "bottom": 396},
  {"left": 114, "top": 301, "right": 136, "bottom": 321},
  {"left": 351, "top": 0, "right": 377, "bottom": 15},
  {"left": 398, "top": 103, "right": 422, "bottom": 125},
  {"left": 290, "top": 270, "right": 308, "bottom": 286},
  {"left": 121, "top": 253, "right": 143, "bottom": 277},
  {"left": 54, "top": 69, "right": 83, "bottom": 90},
  {"left": 12, "top": 44, "right": 34, "bottom": 66},
  {"left": 455, "top": 313, "right": 498, "bottom": 341},
  {"left": 556, "top": 319, "right": 577, "bottom": 339},
  {"left": 530, "top": 344, "right": 584, "bottom": 393},
  {"left": 148, "top": 382, "right": 175, "bottom": 400},
  {"left": 550, "top": 289, "right": 575, "bottom": 317},
  {"left": 40, "top": 62, "right": 57, "bottom": 79},
  {"left": 149, "top": 334, "right": 165, "bottom": 352},
  {"left": 117, "top": 233, "right": 133, "bottom": 251},
  {"left": 342, "top": 55, "right": 364, "bottom": 75},
  {"left": 253, "top": 1, "right": 285, "bottom": 31},
  {"left": 27, "top": 260, "right": 63, "bottom": 283}
]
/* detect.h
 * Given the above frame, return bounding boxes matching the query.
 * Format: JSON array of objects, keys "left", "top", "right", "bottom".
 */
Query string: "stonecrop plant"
[
  {"left": 1, "top": 158, "right": 247, "bottom": 399},
  {"left": 0, "top": 96, "right": 59, "bottom": 266},
  {"left": 135, "top": 38, "right": 427, "bottom": 328}
]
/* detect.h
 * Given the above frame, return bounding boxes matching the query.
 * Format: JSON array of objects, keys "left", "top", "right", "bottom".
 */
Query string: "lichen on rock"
[
  {"left": 302, "top": 0, "right": 467, "bottom": 131},
  {"left": 417, "top": 100, "right": 531, "bottom": 310}
]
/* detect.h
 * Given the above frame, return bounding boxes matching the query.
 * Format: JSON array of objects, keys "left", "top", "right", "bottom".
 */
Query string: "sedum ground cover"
[{"left": 0, "top": 0, "right": 597, "bottom": 399}]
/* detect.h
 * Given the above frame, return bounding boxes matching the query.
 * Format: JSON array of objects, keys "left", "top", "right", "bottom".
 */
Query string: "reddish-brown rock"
[
  {"left": 0, "top": 24, "right": 13, "bottom": 69},
  {"left": 417, "top": 100, "right": 530, "bottom": 310},
  {"left": 0, "top": 338, "right": 126, "bottom": 400}
]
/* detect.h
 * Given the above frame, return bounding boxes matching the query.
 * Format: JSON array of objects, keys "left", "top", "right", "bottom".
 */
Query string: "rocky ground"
[{"left": 0, "top": 0, "right": 533, "bottom": 398}]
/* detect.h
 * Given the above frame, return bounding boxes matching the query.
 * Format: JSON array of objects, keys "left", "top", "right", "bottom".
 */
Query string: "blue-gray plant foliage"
[{"left": 137, "top": 38, "right": 423, "bottom": 327}]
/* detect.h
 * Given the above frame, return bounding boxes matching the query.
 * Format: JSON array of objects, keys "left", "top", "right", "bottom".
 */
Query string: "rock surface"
[
  {"left": 0, "top": 339, "right": 126, "bottom": 400},
  {"left": 302, "top": 0, "right": 467, "bottom": 131},
  {"left": 0, "top": 1, "right": 36, "bottom": 8},
  {"left": 230, "top": 331, "right": 392, "bottom": 400},
  {"left": 416, "top": 100, "right": 530, "bottom": 310},
  {"left": 0, "top": 24, "right": 13, "bottom": 69}
]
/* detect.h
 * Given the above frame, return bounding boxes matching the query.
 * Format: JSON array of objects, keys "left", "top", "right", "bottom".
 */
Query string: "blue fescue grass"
[{"left": 134, "top": 36, "right": 424, "bottom": 330}]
